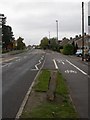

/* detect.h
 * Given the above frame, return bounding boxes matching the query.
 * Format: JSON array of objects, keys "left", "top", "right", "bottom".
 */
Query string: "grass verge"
[
  {"left": 21, "top": 69, "right": 78, "bottom": 118},
  {"left": 34, "top": 69, "right": 50, "bottom": 92}
]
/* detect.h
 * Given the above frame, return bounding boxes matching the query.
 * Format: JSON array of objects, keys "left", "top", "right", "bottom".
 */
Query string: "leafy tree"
[
  {"left": 63, "top": 44, "right": 74, "bottom": 55},
  {"left": 40, "top": 37, "right": 49, "bottom": 49},
  {"left": 49, "top": 37, "right": 60, "bottom": 52},
  {"left": 2, "top": 25, "right": 14, "bottom": 50},
  {"left": 17, "top": 37, "right": 26, "bottom": 50}
]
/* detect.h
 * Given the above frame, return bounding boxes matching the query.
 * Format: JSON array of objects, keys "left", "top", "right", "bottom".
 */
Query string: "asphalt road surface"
[
  {"left": 2, "top": 49, "right": 89, "bottom": 118},
  {"left": 2, "top": 49, "right": 45, "bottom": 118},
  {"left": 43, "top": 50, "right": 89, "bottom": 118}
]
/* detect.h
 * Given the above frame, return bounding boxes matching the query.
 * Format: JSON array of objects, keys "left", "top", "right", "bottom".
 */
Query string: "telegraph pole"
[{"left": 82, "top": 2, "right": 84, "bottom": 61}]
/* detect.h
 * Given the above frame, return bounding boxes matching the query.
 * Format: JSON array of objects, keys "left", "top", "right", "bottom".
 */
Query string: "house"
[
  {"left": 57, "top": 40, "right": 62, "bottom": 45},
  {"left": 74, "top": 34, "right": 90, "bottom": 49},
  {"left": 68, "top": 33, "right": 90, "bottom": 50},
  {"left": 60, "top": 37, "right": 70, "bottom": 46}
]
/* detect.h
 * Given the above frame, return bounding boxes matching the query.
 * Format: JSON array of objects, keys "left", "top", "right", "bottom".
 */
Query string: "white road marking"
[
  {"left": 62, "top": 62, "right": 65, "bottom": 64},
  {"left": 2, "top": 62, "right": 13, "bottom": 68},
  {"left": 66, "top": 59, "right": 87, "bottom": 75},
  {"left": 2, "top": 57, "right": 18, "bottom": 62},
  {"left": 53, "top": 59, "right": 58, "bottom": 69},
  {"left": 2, "top": 64, "right": 8, "bottom": 68},
  {"left": 31, "top": 56, "right": 44, "bottom": 71},
  {"left": 56, "top": 59, "right": 65, "bottom": 65},
  {"left": 16, "top": 59, "right": 21, "bottom": 62},
  {"left": 15, "top": 55, "right": 46, "bottom": 119},
  {"left": 65, "top": 70, "right": 77, "bottom": 74}
]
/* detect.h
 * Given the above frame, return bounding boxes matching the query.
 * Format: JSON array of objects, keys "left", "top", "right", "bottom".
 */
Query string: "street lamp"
[
  {"left": 82, "top": 2, "right": 84, "bottom": 61},
  {"left": 56, "top": 20, "right": 58, "bottom": 44}
]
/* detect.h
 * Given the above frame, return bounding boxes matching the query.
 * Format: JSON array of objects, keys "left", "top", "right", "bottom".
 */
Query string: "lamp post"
[
  {"left": 82, "top": 2, "right": 84, "bottom": 61},
  {"left": 56, "top": 20, "right": 58, "bottom": 44}
]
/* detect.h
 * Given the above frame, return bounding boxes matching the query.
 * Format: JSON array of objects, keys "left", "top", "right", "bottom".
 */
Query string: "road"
[
  {"left": 2, "top": 49, "right": 89, "bottom": 118},
  {"left": 2, "top": 49, "right": 45, "bottom": 118},
  {"left": 43, "top": 50, "right": 89, "bottom": 118}
]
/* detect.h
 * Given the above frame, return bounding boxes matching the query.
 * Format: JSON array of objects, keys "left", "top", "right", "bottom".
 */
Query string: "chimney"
[
  {"left": 70, "top": 37, "right": 72, "bottom": 40},
  {"left": 84, "top": 33, "right": 86, "bottom": 36},
  {"left": 79, "top": 34, "right": 81, "bottom": 38},
  {"left": 75, "top": 35, "right": 78, "bottom": 39}
]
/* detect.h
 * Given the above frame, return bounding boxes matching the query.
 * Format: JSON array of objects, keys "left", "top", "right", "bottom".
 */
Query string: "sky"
[{"left": 0, "top": 0, "right": 89, "bottom": 45}]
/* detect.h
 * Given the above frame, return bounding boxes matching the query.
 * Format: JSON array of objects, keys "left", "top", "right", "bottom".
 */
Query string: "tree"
[
  {"left": 17, "top": 37, "right": 26, "bottom": 50},
  {"left": 63, "top": 44, "right": 74, "bottom": 55},
  {"left": 2, "top": 25, "right": 14, "bottom": 50},
  {"left": 72, "top": 41, "right": 77, "bottom": 54},
  {"left": 49, "top": 37, "right": 60, "bottom": 52},
  {"left": 40, "top": 37, "right": 49, "bottom": 49}
]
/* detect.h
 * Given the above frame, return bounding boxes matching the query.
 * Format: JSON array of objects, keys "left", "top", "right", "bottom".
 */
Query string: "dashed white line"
[
  {"left": 53, "top": 59, "right": 58, "bottom": 69},
  {"left": 66, "top": 59, "right": 87, "bottom": 75}
]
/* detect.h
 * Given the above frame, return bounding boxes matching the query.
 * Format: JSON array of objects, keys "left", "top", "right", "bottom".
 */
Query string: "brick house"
[{"left": 60, "top": 37, "right": 70, "bottom": 46}]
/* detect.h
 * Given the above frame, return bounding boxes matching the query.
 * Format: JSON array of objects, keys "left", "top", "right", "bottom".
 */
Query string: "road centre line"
[
  {"left": 66, "top": 59, "right": 87, "bottom": 75},
  {"left": 31, "top": 56, "right": 44, "bottom": 71},
  {"left": 53, "top": 59, "right": 58, "bottom": 69}
]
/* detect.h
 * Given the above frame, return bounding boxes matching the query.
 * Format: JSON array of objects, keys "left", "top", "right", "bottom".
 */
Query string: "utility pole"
[
  {"left": 88, "top": 2, "right": 90, "bottom": 34},
  {"left": 49, "top": 31, "right": 50, "bottom": 40},
  {"left": 82, "top": 2, "right": 84, "bottom": 61},
  {"left": 56, "top": 20, "right": 58, "bottom": 44}
]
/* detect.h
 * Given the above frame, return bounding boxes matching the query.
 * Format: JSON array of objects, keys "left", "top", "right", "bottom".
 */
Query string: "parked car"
[
  {"left": 85, "top": 50, "right": 90, "bottom": 61},
  {"left": 75, "top": 49, "right": 82, "bottom": 57}
]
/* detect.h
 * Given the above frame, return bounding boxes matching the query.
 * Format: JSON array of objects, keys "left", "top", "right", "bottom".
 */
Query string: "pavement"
[{"left": 1, "top": 49, "right": 89, "bottom": 119}]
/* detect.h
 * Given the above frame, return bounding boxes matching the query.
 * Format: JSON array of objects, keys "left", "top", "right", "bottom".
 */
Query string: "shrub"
[{"left": 63, "top": 44, "right": 74, "bottom": 55}]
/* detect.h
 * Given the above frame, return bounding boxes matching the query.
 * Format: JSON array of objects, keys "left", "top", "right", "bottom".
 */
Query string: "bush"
[{"left": 63, "top": 44, "right": 74, "bottom": 55}]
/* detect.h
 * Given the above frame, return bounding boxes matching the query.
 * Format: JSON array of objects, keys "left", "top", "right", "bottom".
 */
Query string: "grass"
[
  {"left": 34, "top": 69, "right": 50, "bottom": 92},
  {"left": 22, "top": 69, "right": 78, "bottom": 118},
  {"left": 56, "top": 72, "right": 69, "bottom": 97},
  {"left": 22, "top": 102, "right": 77, "bottom": 118}
]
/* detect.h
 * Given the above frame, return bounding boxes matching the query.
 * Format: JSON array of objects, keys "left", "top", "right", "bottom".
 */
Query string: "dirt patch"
[
  {"left": 24, "top": 90, "right": 47, "bottom": 113},
  {"left": 23, "top": 91, "right": 64, "bottom": 115}
]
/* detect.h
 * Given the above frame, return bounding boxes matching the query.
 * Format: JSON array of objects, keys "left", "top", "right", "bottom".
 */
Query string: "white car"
[{"left": 75, "top": 49, "right": 82, "bottom": 57}]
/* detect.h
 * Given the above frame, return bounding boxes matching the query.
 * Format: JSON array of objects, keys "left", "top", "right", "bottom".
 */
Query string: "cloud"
[{"left": 0, "top": 1, "right": 88, "bottom": 45}]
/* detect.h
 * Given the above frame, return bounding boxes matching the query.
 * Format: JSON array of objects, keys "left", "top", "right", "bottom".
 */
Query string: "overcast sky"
[{"left": 0, "top": 0, "right": 89, "bottom": 45}]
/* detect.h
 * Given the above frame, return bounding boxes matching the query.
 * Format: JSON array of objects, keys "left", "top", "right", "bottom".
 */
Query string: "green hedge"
[{"left": 63, "top": 44, "right": 74, "bottom": 55}]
